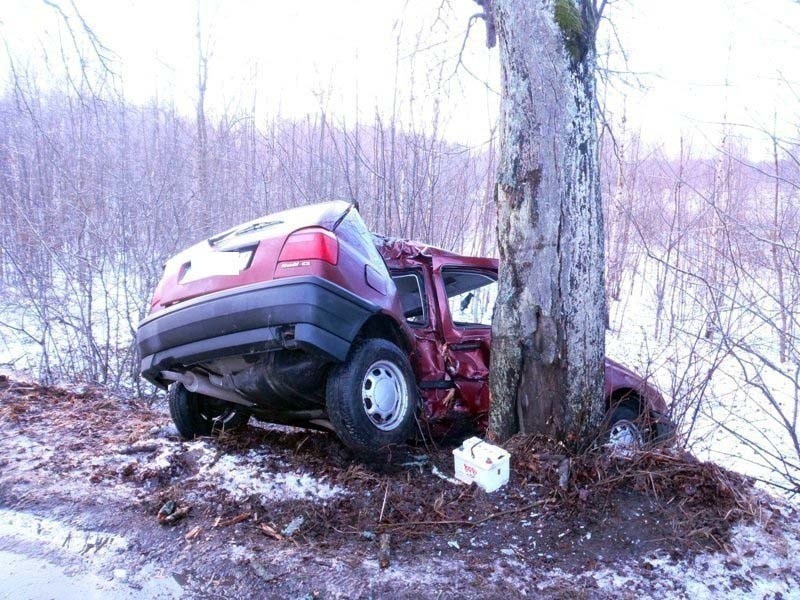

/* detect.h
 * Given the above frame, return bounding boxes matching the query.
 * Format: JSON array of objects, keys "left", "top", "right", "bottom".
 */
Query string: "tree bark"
[{"left": 486, "top": 0, "right": 606, "bottom": 446}]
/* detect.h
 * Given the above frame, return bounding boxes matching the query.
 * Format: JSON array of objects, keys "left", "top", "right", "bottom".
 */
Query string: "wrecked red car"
[{"left": 137, "top": 201, "right": 670, "bottom": 454}]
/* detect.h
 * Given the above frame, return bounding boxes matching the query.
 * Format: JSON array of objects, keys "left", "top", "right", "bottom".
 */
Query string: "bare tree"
[
  {"left": 476, "top": 0, "right": 607, "bottom": 444},
  {"left": 194, "top": 5, "right": 211, "bottom": 234}
]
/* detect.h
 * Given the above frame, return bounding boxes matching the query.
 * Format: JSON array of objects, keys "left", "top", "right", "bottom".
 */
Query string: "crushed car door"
[
  {"left": 389, "top": 268, "right": 452, "bottom": 423},
  {"left": 432, "top": 262, "right": 498, "bottom": 428}
]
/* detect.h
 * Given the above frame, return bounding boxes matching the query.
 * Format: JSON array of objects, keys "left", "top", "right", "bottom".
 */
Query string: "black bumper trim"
[
  {"left": 140, "top": 326, "right": 284, "bottom": 388},
  {"left": 137, "top": 276, "right": 378, "bottom": 386}
]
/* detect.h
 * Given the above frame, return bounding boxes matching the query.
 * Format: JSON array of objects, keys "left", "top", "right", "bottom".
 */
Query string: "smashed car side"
[
  {"left": 137, "top": 201, "right": 671, "bottom": 454},
  {"left": 375, "top": 235, "right": 672, "bottom": 443}
]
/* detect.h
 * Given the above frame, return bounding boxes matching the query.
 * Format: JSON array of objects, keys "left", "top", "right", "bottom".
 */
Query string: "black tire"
[
  {"left": 326, "top": 338, "right": 417, "bottom": 455},
  {"left": 168, "top": 383, "right": 250, "bottom": 439}
]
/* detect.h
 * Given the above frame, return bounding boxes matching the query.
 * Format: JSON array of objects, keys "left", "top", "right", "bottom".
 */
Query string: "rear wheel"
[
  {"left": 168, "top": 383, "right": 250, "bottom": 439},
  {"left": 326, "top": 338, "right": 417, "bottom": 455}
]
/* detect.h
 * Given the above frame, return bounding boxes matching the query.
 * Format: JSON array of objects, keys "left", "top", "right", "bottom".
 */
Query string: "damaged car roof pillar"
[{"left": 160, "top": 370, "right": 256, "bottom": 408}]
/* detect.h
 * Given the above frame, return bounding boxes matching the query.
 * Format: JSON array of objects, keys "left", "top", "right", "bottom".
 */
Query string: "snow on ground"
[
  {"left": 0, "top": 550, "right": 182, "bottom": 600},
  {"left": 498, "top": 517, "right": 800, "bottom": 598},
  {"left": 0, "top": 509, "right": 128, "bottom": 558},
  {"left": 0, "top": 431, "right": 140, "bottom": 503},
  {"left": 2, "top": 433, "right": 54, "bottom": 471},
  {"left": 1, "top": 422, "right": 342, "bottom": 509},
  {"left": 139, "top": 437, "right": 343, "bottom": 503},
  {"left": 0, "top": 509, "right": 183, "bottom": 600},
  {"left": 624, "top": 521, "right": 800, "bottom": 599},
  {"left": 0, "top": 432, "right": 144, "bottom": 502},
  {"left": 193, "top": 448, "right": 342, "bottom": 502},
  {"left": 2, "top": 376, "right": 800, "bottom": 597},
  {"left": 0, "top": 505, "right": 153, "bottom": 599}
]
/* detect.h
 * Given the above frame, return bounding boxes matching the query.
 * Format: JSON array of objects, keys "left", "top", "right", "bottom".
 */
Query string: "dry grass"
[{"left": 508, "top": 433, "right": 764, "bottom": 550}]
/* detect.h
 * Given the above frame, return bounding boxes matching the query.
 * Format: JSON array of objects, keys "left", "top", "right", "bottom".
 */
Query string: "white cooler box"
[{"left": 453, "top": 437, "right": 510, "bottom": 493}]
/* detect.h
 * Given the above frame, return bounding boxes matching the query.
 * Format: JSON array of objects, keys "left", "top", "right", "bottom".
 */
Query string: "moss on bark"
[{"left": 553, "top": 0, "right": 585, "bottom": 63}]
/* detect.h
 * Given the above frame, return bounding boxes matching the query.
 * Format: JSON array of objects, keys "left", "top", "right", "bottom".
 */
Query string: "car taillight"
[{"left": 277, "top": 228, "right": 339, "bottom": 265}]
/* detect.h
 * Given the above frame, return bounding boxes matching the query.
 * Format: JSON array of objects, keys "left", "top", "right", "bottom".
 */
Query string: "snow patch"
[
  {"left": 149, "top": 444, "right": 177, "bottom": 471},
  {"left": 0, "top": 550, "right": 183, "bottom": 600},
  {"left": 593, "top": 521, "right": 800, "bottom": 598},
  {"left": 2, "top": 434, "right": 54, "bottom": 470},
  {"left": 118, "top": 437, "right": 344, "bottom": 503},
  {"left": 0, "top": 508, "right": 128, "bottom": 557},
  {"left": 197, "top": 450, "right": 342, "bottom": 502}
]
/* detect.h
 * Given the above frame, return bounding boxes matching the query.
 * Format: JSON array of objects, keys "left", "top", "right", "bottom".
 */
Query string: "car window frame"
[
  {"left": 440, "top": 267, "right": 497, "bottom": 330},
  {"left": 390, "top": 268, "right": 430, "bottom": 328}
]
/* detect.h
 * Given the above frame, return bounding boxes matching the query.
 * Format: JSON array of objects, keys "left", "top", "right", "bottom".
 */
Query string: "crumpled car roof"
[{"left": 373, "top": 234, "right": 466, "bottom": 267}]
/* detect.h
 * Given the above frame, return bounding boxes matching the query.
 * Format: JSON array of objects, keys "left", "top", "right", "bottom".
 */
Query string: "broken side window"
[{"left": 442, "top": 269, "right": 497, "bottom": 328}]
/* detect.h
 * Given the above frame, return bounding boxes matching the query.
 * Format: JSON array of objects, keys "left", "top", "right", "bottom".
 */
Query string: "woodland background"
[{"left": 0, "top": 2, "right": 798, "bottom": 494}]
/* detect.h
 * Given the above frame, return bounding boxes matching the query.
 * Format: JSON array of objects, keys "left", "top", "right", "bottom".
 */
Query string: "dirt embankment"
[{"left": 0, "top": 374, "right": 798, "bottom": 599}]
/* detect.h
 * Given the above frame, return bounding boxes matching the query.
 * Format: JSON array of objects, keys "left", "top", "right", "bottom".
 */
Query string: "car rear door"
[{"left": 389, "top": 267, "right": 457, "bottom": 422}]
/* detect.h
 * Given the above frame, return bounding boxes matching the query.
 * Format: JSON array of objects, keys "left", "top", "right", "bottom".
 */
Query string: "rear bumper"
[{"left": 137, "top": 276, "right": 378, "bottom": 388}]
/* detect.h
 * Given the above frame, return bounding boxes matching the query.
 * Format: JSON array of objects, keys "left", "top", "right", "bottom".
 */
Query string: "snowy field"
[
  {"left": 606, "top": 257, "right": 799, "bottom": 495},
  {"left": 0, "top": 269, "right": 147, "bottom": 394}
]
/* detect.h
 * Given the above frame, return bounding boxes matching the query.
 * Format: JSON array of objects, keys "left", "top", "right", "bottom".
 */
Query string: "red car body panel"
[{"left": 151, "top": 204, "right": 403, "bottom": 320}]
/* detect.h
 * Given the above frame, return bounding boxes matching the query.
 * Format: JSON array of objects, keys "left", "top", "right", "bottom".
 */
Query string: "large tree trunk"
[{"left": 486, "top": 0, "right": 606, "bottom": 446}]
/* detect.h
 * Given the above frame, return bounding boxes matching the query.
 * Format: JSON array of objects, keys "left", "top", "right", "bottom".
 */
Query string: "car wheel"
[
  {"left": 326, "top": 338, "right": 417, "bottom": 455},
  {"left": 168, "top": 382, "right": 250, "bottom": 439},
  {"left": 604, "top": 406, "right": 645, "bottom": 457}
]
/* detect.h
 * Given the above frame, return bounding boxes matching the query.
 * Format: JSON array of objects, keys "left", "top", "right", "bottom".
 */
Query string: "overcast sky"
[{"left": 2, "top": 0, "right": 799, "bottom": 157}]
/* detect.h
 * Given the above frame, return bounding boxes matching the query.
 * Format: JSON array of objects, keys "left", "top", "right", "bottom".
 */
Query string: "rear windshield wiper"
[
  {"left": 331, "top": 201, "right": 360, "bottom": 231},
  {"left": 209, "top": 220, "right": 283, "bottom": 246}
]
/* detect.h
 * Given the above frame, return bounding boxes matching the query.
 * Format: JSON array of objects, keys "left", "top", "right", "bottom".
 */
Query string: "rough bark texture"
[{"left": 487, "top": 0, "right": 606, "bottom": 446}]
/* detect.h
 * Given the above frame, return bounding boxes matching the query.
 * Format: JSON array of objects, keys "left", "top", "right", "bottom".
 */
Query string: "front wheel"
[
  {"left": 326, "top": 338, "right": 417, "bottom": 455},
  {"left": 604, "top": 406, "right": 645, "bottom": 456},
  {"left": 168, "top": 383, "right": 250, "bottom": 439}
]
